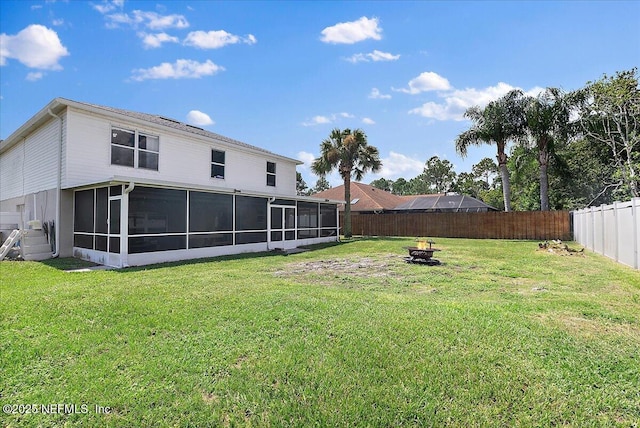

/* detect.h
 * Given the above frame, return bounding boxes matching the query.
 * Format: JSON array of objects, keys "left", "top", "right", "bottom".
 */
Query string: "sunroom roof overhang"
[{"left": 63, "top": 176, "right": 343, "bottom": 204}]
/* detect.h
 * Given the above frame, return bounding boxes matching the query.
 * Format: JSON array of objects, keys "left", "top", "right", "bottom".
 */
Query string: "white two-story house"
[{"left": 0, "top": 98, "right": 339, "bottom": 267}]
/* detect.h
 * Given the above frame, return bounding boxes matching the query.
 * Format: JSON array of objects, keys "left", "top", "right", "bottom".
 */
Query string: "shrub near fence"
[
  {"left": 573, "top": 198, "right": 640, "bottom": 269},
  {"left": 342, "top": 211, "right": 572, "bottom": 241}
]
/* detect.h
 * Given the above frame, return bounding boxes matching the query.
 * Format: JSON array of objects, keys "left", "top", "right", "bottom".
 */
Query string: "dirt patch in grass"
[{"left": 273, "top": 254, "right": 414, "bottom": 287}]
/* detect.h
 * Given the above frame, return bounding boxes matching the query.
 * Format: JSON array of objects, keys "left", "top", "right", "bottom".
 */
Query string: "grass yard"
[{"left": 1, "top": 238, "right": 639, "bottom": 427}]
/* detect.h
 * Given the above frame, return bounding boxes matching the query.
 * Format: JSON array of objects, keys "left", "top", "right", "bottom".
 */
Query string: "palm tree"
[
  {"left": 523, "top": 88, "right": 571, "bottom": 211},
  {"left": 455, "top": 90, "right": 526, "bottom": 211},
  {"left": 311, "top": 128, "right": 381, "bottom": 238}
]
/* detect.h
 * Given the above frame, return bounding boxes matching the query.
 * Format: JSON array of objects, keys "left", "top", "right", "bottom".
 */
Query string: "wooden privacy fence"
[{"left": 342, "top": 211, "right": 572, "bottom": 240}]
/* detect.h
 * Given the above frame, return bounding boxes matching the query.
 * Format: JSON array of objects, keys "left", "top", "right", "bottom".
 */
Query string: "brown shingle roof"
[
  {"left": 312, "top": 182, "right": 497, "bottom": 212},
  {"left": 312, "top": 182, "right": 406, "bottom": 212}
]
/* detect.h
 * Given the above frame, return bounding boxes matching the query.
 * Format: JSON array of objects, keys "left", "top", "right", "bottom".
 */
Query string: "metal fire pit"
[{"left": 405, "top": 239, "right": 441, "bottom": 265}]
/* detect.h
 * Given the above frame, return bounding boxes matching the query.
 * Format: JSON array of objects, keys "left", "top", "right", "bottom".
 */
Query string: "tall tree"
[
  {"left": 455, "top": 90, "right": 526, "bottom": 211},
  {"left": 523, "top": 88, "right": 571, "bottom": 211},
  {"left": 370, "top": 178, "right": 394, "bottom": 192},
  {"left": 312, "top": 175, "right": 331, "bottom": 193},
  {"left": 296, "top": 172, "right": 308, "bottom": 195},
  {"left": 574, "top": 68, "right": 640, "bottom": 198},
  {"left": 452, "top": 172, "right": 486, "bottom": 198},
  {"left": 311, "top": 128, "right": 381, "bottom": 238},
  {"left": 419, "top": 156, "right": 457, "bottom": 193},
  {"left": 391, "top": 178, "right": 412, "bottom": 195},
  {"left": 472, "top": 157, "right": 499, "bottom": 189}
]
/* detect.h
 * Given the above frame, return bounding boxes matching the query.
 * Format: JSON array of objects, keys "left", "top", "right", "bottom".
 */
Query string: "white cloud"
[
  {"left": 0, "top": 25, "right": 69, "bottom": 70},
  {"left": 302, "top": 112, "right": 357, "bottom": 126},
  {"left": 130, "top": 59, "right": 224, "bottom": 81},
  {"left": 409, "top": 102, "right": 458, "bottom": 121},
  {"left": 320, "top": 16, "right": 382, "bottom": 44},
  {"left": 52, "top": 19, "right": 64, "bottom": 26},
  {"left": 408, "top": 82, "right": 546, "bottom": 121},
  {"left": 362, "top": 117, "right": 375, "bottom": 125},
  {"left": 183, "top": 30, "right": 256, "bottom": 49},
  {"left": 297, "top": 151, "right": 316, "bottom": 169},
  {"left": 186, "top": 110, "right": 214, "bottom": 126},
  {"left": 394, "top": 71, "right": 451, "bottom": 94},
  {"left": 31, "top": 4, "right": 43, "bottom": 10},
  {"left": 92, "top": 0, "right": 124, "bottom": 14},
  {"left": 302, "top": 115, "right": 332, "bottom": 126},
  {"left": 104, "top": 10, "right": 188, "bottom": 30},
  {"left": 370, "top": 151, "right": 425, "bottom": 180},
  {"left": 26, "top": 71, "right": 44, "bottom": 81},
  {"left": 369, "top": 88, "right": 391, "bottom": 99},
  {"left": 139, "top": 32, "right": 179, "bottom": 49},
  {"left": 135, "top": 11, "right": 189, "bottom": 30},
  {"left": 346, "top": 49, "right": 400, "bottom": 63}
]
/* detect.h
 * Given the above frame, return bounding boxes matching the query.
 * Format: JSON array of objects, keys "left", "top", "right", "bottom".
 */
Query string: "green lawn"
[{"left": 1, "top": 238, "right": 639, "bottom": 427}]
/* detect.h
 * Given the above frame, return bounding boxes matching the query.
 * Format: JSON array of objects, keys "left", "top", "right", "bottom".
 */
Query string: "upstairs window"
[
  {"left": 111, "top": 128, "right": 159, "bottom": 171},
  {"left": 211, "top": 150, "right": 225, "bottom": 179},
  {"left": 266, "top": 161, "right": 276, "bottom": 187}
]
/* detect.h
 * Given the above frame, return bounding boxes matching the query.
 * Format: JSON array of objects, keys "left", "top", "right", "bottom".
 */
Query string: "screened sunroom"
[{"left": 72, "top": 181, "right": 340, "bottom": 267}]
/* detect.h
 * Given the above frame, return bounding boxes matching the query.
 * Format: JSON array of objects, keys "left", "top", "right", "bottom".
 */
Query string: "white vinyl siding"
[
  {"left": 63, "top": 109, "right": 298, "bottom": 195},
  {"left": 0, "top": 116, "right": 61, "bottom": 201}
]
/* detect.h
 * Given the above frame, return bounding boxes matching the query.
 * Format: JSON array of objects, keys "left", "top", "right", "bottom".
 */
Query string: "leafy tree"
[
  {"left": 452, "top": 172, "right": 486, "bottom": 198},
  {"left": 370, "top": 178, "right": 393, "bottom": 192},
  {"left": 311, "top": 175, "right": 331, "bottom": 193},
  {"left": 573, "top": 68, "right": 640, "bottom": 198},
  {"left": 296, "top": 172, "right": 308, "bottom": 195},
  {"left": 391, "top": 178, "right": 412, "bottom": 195},
  {"left": 312, "top": 128, "right": 381, "bottom": 238},
  {"left": 523, "top": 88, "right": 571, "bottom": 211},
  {"left": 478, "top": 188, "right": 505, "bottom": 211},
  {"left": 455, "top": 90, "right": 526, "bottom": 211},
  {"left": 472, "top": 157, "right": 499, "bottom": 189},
  {"left": 424, "top": 156, "right": 457, "bottom": 193}
]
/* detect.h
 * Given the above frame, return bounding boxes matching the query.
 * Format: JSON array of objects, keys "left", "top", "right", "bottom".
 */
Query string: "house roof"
[
  {"left": 0, "top": 98, "right": 301, "bottom": 164},
  {"left": 311, "top": 182, "right": 406, "bottom": 211},
  {"left": 311, "top": 182, "right": 497, "bottom": 212}
]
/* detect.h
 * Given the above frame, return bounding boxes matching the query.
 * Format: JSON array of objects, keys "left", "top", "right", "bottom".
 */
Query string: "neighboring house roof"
[
  {"left": 1, "top": 98, "right": 301, "bottom": 164},
  {"left": 312, "top": 182, "right": 406, "bottom": 211},
  {"left": 311, "top": 182, "right": 497, "bottom": 212}
]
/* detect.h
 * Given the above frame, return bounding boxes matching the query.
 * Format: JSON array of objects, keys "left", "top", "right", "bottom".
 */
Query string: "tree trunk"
[
  {"left": 539, "top": 163, "right": 550, "bottom": 211},
  {"left": 539, "top": 146, "right": 550, "bottom": 211},
  {"left": 343, "top": 173, "right": 352, "bottom": 238},
  {"left": 496, "top": 148, "right": 511, "bottom": 212}
]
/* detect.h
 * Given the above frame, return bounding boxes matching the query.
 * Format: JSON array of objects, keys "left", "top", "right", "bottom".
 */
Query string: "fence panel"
[
  {"left": 572, "top": 198, "right": 640, "bottom": 269},
  {"left": 343, "top": 211, "right": 571, "bottom": 241}
]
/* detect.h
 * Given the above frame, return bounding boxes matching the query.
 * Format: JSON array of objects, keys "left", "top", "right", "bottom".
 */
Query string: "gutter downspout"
[
  {"left": 47, "top": 109, "right": 62, "bottom": 257},
  {"left": 124, "top": 182, "right": 135, "bottom": 195},
  {"left": 121, "top": 182, "right": 135, "bottom": 268}
]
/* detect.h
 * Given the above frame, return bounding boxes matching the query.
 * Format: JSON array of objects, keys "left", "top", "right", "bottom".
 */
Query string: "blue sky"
[{"left": 1, "top": 0, "right": 639, "bottom": 188}]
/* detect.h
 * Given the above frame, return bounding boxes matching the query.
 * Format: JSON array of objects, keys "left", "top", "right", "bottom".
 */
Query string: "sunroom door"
[{"left": 270, "top": 206, "right": 296, "bottom": 248}]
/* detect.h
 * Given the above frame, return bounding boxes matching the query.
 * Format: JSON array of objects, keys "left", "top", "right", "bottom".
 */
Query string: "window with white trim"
[
  {"left": 266, "top": 161, "right": 276, "bottom": 186},
  {"left": 211, "top": 149, "right": 225, "bottom": 179},
  {"left": 111, "top": 128, "right": 159, "bottom": 170}
]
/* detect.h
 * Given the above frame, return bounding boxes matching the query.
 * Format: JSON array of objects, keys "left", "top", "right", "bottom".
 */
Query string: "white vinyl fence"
[{"left": 572, "top": 198, "right": 640, "bottom": 269}]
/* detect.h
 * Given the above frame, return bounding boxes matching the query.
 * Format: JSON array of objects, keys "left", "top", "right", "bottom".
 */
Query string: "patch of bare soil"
[{"left": 273, "top": 253, "right": 407, "bottom": 285}]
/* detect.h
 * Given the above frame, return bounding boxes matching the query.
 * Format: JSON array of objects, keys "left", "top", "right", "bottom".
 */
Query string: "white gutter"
[{"left": 47, "top": 109, "right": 62, "bottom": 257}]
